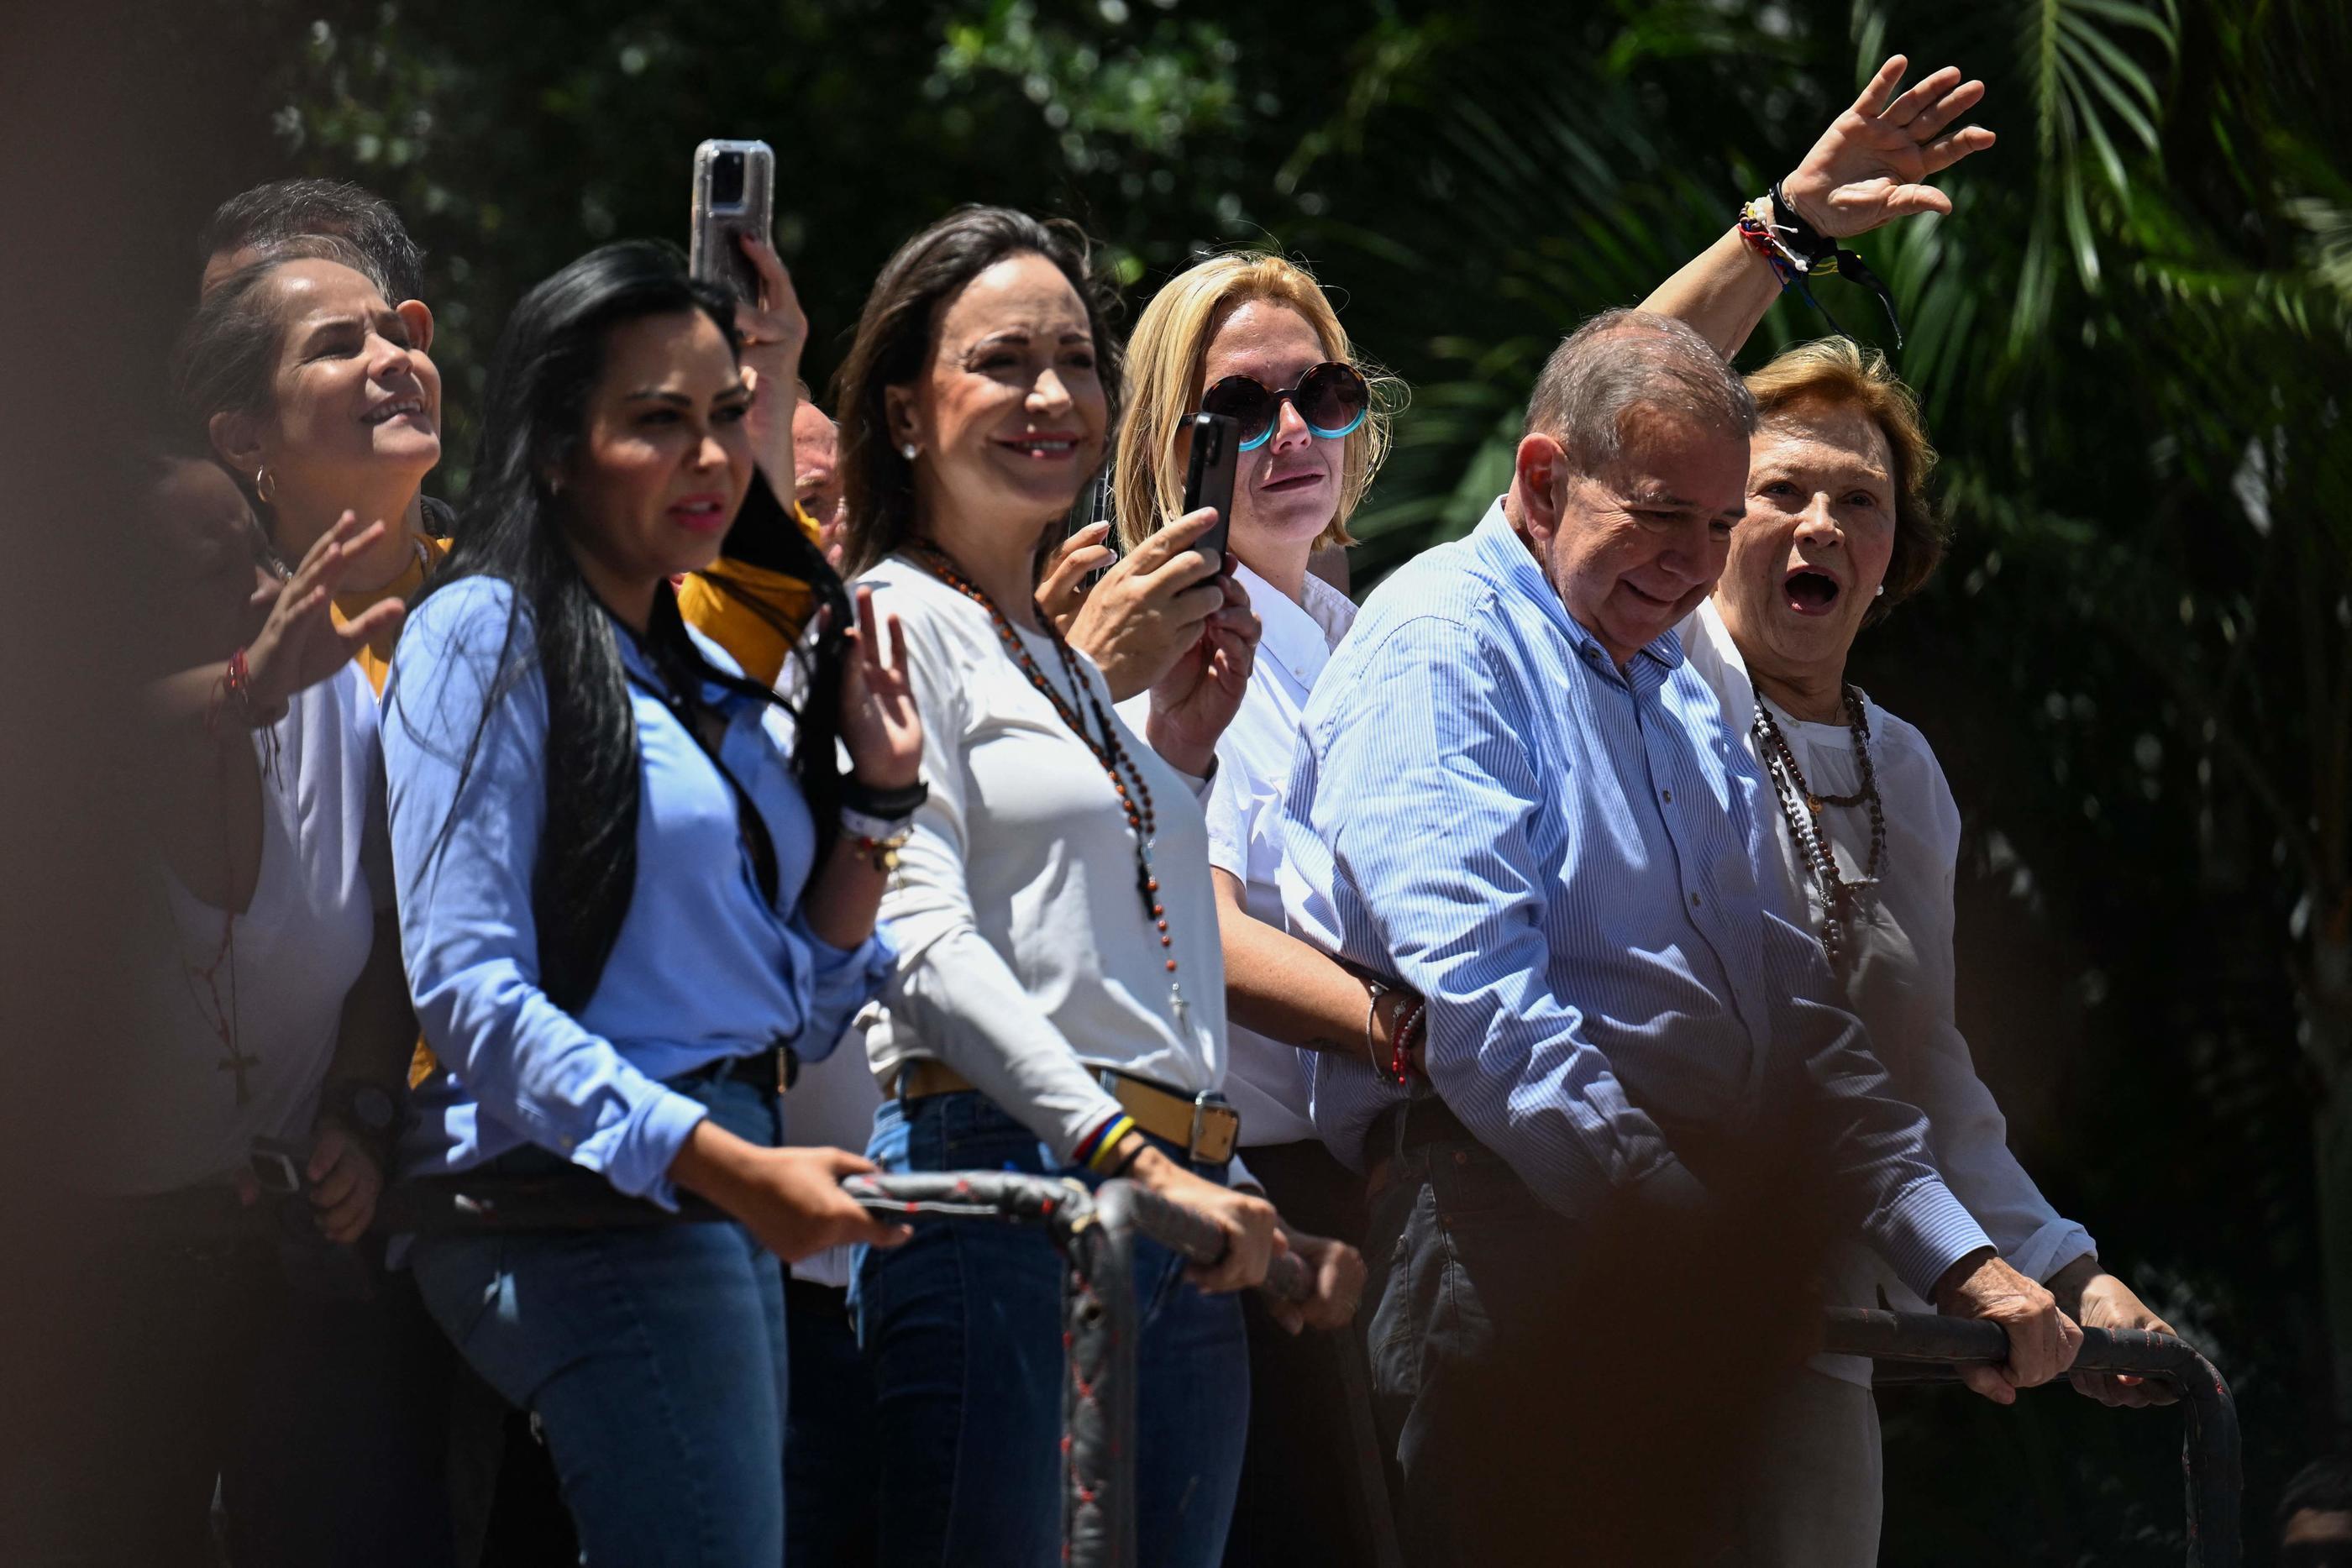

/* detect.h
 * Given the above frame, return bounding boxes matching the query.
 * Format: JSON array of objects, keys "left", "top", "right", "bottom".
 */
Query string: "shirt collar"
[
  {"left": 1469, "top": 496, "right": 1687, "bottom": 676},
  {"left": 1231, "top": 560, "right": 1354, "bottom": 690}
]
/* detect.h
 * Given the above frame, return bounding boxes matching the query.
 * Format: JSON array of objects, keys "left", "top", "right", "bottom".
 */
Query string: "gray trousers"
[{"left": 1724, "top": 1369, "right": 1882, "bottom": 1567}]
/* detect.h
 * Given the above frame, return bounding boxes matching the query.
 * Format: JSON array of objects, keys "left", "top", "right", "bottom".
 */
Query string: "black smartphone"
[
  {"left": 249, "top": 1135, "right": 309, "bottom": 1197},
  {"left": 1180, "top": 411, "right": 1240, "bottom": 565},
  {"left": 689, "top": 139, "right": 776, "bottom": 307}
]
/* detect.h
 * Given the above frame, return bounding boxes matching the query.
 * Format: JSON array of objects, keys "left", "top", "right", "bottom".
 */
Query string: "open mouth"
[
  {"left": 668, "top": 494, "right": 729, "bottom": 532},
  {"left": 1783, "top": 569, "right": 1841, "bottom": 616},
  {"left": 1263, "top": 470, "right": 1323, "bottom": 493},
  {"left": 363, "top": 396, "right": 428, "bottom": 427}
]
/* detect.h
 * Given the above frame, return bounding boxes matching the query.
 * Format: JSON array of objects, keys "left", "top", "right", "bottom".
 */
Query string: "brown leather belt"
[{"left": 894, "top": 1058, "right": 1242, "bottom": 1167}]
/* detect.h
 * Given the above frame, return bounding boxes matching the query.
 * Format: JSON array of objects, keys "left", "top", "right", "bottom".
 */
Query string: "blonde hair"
[
  {"left": 1110, "top": 251, "right": 1399, "bottom": 556},
  {"left": 1743, "top": 337, "right": 1948, "bottom": 623}
]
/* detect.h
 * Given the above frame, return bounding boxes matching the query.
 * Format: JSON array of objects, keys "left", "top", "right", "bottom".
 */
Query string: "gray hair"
[{"left": 1524, "top": 308, "right": 1756, "bottom": 475}]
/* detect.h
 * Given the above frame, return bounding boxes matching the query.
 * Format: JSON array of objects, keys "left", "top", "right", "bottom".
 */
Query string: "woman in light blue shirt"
[{"left": 384, "top": 241, "right": 916, "bottom": 1563}]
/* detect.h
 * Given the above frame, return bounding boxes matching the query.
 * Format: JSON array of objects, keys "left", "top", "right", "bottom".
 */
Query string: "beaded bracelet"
[{"left": 1388, "top": 998, "right": 1427, "bottom": 1086}]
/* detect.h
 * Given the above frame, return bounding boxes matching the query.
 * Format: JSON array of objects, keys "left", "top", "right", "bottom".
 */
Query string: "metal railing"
[
  {"left": 840, "top": 1172, "right": 1309, "bottom": 1568},
  {"left": 382, "top": 1170, "right": 2239, "bottom": 1567},
  {"left": 1823, "top": 1307, "right": 2240, "bottom": 1568},
  {"left": 845, "top": 1178, "right": 2243, "bottom": 1568}
]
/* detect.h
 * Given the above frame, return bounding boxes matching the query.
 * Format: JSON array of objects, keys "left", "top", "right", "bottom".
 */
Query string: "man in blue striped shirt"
[{"left": 1280, "top": 310, "right": 2079, "bottom": 1560}]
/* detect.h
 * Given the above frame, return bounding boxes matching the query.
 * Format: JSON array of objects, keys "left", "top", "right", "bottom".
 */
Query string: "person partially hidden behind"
[
  {"left": 1280, "top": 308, "right": 2082, "bottom": 1565},
  {"left": 2281, "top": 1459, "right": 2352, "bottom": 1568}
]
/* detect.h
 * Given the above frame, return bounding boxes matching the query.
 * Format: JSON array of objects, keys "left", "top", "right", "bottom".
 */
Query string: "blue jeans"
[
  {"left": 853, "top": 1090, "right": 1249, "bottom": 1568},
  {"left": 411, "top": 1074, "right": 787, "bottom": 1568}
]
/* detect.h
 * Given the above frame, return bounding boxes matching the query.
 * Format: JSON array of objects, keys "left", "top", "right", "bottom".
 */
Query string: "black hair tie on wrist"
[
  {"left": 1767, "top": 178, "right": 1907, "bottom": 351},
  {"left": 840, "top": 777, "right": 928, "bottom": 818}
]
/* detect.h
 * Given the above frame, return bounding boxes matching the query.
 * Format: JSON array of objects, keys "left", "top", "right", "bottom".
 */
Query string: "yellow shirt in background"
[
  {"left": 676, "top": 503, "right": 827, "bottom": 686},
  {"left": 337, "top": 532, "right": 452, "bottom": 697}
]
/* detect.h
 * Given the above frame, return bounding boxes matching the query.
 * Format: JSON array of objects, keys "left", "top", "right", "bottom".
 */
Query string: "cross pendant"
[
  {"left": 217, "top": 1047, "right": 260, "bottom": 1107},
  {"left": 1169, "top": 983, "right": 1192, "bottom": 1038}
]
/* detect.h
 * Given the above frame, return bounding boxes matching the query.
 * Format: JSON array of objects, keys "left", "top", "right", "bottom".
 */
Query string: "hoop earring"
[{"left": 253, "top": 466, "right": 278, "bottom": 506}]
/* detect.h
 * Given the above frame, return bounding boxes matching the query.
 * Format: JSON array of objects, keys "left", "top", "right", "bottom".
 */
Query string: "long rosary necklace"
[
  {"left": 906, "top": 542, "right": 1194, "bottom": 1036},
  {"left": 1751, "top": 685, "right": 1886, "bottom": 973}
]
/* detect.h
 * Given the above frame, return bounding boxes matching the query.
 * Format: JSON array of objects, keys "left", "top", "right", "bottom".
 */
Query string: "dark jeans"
[
  {"left": 9, "top": 1201, "right": 457, "bottom": 1568},
  {"left": 1361, "top": 1115, "right": 1584, "bottom": 1568},
  {"left": 412, "top": 1073, "right": 789, "bottom": 1567},
  {"left": 853, "top": 1089, "right": 1250, "bottom": 1568},
  {"left": 1223, "top": 1138, "right": 1394, "bottom": 1568},
  {"left": 784, "top": 1275, "right": 880, "bottom": 1567}
]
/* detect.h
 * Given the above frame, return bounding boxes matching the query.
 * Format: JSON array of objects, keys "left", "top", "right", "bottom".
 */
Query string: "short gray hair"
[{"left": 1524, "top": 308, "right": 1756, "bottom": 475}]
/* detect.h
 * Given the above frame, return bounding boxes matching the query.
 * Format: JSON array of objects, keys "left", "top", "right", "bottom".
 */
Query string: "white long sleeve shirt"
[
  {"left": 1682, "top": 600, "right": 2096, "bottom": 1384},
  {"left": 858, "top": 554, "right": 1231, "bottom": 1166}
]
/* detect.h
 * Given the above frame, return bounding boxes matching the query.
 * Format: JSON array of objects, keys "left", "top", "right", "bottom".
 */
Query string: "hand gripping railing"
[
  {"left": 842, "top": 1172, "right": 1309, "bottom": 1568},
  {"left": 1822, "top": 1307, "right": 2240, "bottom": 1567}
]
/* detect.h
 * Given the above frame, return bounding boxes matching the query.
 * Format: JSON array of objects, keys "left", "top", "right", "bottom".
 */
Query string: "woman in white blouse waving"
[
  {"left": 835, "top": 206, "right": 1336, "bottom": 1568},
  {"left": 1682, "top": 337, "right": 2184, "bottom": 1562}
]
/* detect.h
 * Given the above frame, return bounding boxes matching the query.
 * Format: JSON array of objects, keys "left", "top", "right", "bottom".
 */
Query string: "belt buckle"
[{"left": 1189, "top": 1092, "right": 1211, "bottom": 1162}]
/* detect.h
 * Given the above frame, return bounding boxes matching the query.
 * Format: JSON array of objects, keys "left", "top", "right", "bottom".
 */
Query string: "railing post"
[{"left": 1062, "top": 1181, "right": 1142, "bottom": 1568}]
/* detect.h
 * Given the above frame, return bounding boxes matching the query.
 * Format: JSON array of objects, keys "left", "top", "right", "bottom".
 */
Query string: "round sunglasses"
[{"left": 1199, "top": 361, "right": 1370, "bottom": 452}]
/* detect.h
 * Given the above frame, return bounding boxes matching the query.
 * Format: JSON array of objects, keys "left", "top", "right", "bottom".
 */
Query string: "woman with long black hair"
[{"left": 383, "top": 239, "right": 913, "bottom": 1562}]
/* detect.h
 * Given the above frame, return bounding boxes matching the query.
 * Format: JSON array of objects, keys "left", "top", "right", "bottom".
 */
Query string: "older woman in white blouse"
[{"left": 1682, "top": 336, "right": 2181, "bottom": 1561}]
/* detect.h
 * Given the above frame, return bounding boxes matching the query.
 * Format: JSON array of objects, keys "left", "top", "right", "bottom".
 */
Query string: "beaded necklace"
[
  {"left": 1751, "top": 685, "right": 1886, "bottom": 973},
  {"left": 906, "top": 543, "right": 1194, "bottom": 1036}
]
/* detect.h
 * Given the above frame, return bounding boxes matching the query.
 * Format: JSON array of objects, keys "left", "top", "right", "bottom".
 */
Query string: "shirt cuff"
[
  {"left": 586, "top": 1087, "right": 711, "bottom": 1210},
  {"left": 2015, "top": 1221, "right": 2100, "bottom": 1287},
  {"left": 1168, "top": 758, "right": 1218, "bottom": 803},
  {"left": 1873, "top": 1177, "right": 1997, "bottom": 1301}
]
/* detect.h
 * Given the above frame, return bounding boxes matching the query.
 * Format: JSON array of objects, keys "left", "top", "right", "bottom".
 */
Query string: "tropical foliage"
[{"left": 206, "top": 0, "right": 2349, "bottom": 1557}]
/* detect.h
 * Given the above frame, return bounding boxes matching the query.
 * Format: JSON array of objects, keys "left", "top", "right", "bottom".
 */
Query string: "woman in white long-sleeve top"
[
  {"left": 1681, "top": 336, "right": 2184, "bottom": 1564},
  {"left": 383, "top": 240, "right": 914, "bottom": 1565},
  {"left": 832, "top": 205, "right": 1358, "bottom": 1568}
]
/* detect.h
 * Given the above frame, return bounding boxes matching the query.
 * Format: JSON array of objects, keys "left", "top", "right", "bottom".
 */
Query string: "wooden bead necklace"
[
  {"left": 906, "top": 543, "right": 1195, "bottom": 1036},
  {"left": 1751, "top": 685, "right": 1886, "bottom": 974}
]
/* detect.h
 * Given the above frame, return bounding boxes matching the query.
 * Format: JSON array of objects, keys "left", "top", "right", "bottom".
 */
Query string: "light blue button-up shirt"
[
  {"left": 1279, "top": 499, "right": 1988, "bottom": 1297},
  {"left": 385, "top": 576, "right": 893, "bottom": 1208}
]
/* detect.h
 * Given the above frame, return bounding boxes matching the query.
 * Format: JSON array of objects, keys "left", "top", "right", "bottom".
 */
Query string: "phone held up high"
[
  {"left": 689, "top": 139, "right": 776, "bottom": 307},
  {"left": 1181, "top": 411, "right": 1240, "bottom": 566}
]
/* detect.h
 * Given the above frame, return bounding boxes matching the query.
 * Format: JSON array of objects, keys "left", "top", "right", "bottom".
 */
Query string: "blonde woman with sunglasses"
[{"left": 1066, "top": 253, "right": 1394, "bottom": 1565}]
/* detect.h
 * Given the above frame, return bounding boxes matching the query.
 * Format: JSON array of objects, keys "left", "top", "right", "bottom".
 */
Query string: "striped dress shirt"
[{"left": 1278, "top": 499, "right": 1990, "bottom": 1298}]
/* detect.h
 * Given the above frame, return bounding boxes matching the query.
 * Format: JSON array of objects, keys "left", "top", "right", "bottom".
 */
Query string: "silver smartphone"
[{"left": 689, "top": 139, "right": 775, "bottom": 306}]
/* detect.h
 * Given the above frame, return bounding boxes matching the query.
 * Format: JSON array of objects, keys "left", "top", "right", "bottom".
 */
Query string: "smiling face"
[
  {"left": 889, "top": 251, "right": 1108, "bottom": 546},
  {"left": 217, "top": 259, "right": 442, "bottom": 519},
  {"left": 1526, "top": 403, "right": 1751, "bottom": 666},
  {"left": 559, "top": 308, "right": 753, "bottom": 602},
  {"left": 1195, "top": 298, "right": 1341, "bottom": 571},
  {"left": 1712, "top": 396, "right": 1898, "bottom": 684}
]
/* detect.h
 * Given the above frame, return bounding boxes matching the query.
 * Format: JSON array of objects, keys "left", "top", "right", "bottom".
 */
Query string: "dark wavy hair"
[
  {"left": 199, "top": 177, "right": 423, "bottom": 303},
  {"left": 397, "top": 239, "right": 849, "bottom": 1011},
  {"left": 833, "top": 206, "right": 1124, "bottom": 577}
]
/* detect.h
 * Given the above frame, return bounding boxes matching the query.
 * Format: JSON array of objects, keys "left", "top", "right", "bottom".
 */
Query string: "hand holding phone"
[
  {"left": 1181, "top": 411, "right": 1240, "bottom": 565},
  {"left": 690, "top": 139, "right": 776, "bottom": 307}
]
